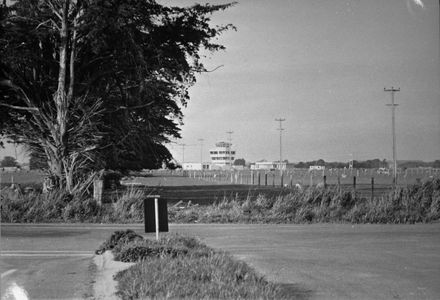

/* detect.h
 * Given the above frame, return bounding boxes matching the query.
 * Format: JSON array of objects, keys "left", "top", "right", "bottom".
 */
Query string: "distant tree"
[
  {"left": 315, "top": 159, "right": 325, "bottom": 166},
  {"left": 234, "top": 158, "right": 245, "bottom": 166},
  {"left": 432, "top": 160, "right": 440, "bottom": 168},
  {"left": 1, "top": 156, "right": 17, "bottom": 167},
  {"left": 294, "top": 161, "right": 306, "bottom": 168},
  {"left": 29, "top": 152, "right": 48, "bottom": 170}
]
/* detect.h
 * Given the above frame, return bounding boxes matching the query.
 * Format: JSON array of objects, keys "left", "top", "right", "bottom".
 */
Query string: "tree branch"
[
  {"left": 200, "top": 64, "right": 224, "bottom": 73},
  {"left": 0, "top": 103, "right": 40, "bottom": 112}
]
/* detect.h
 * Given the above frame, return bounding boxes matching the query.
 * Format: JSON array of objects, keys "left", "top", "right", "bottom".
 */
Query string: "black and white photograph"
[{"left": 1, "top": 0, "right": 439, "bottom": 299}]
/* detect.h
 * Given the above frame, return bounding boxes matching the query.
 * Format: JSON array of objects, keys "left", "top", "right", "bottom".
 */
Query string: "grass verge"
[
  {"left": 2, "top": 177, "right": 439, "bottom": 224},
  {"left": 96, "top": 230, "right": 290, "bottom": 299},
  {"left": 169, "top": 177, "right": 440, "bottom": 224}
]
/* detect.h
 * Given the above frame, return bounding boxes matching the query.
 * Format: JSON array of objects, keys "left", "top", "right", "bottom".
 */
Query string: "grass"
[
  {"left": 168, "top": 177, "right": 440, "bottom": 224},
  {"left": 96, "top": 230, "right": 291, "bottom": 299},
  {"left": 2, "top": 176, "right": 439, "bottom": 224},
  {"left": 0, "top": 170, "right": 44, "bottom": 185}
]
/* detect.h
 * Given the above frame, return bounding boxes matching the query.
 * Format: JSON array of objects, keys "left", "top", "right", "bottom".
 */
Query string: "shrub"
[
  {"left": 115, "top": 252, "right": 288, "bottom": 300},
  {"left": 111, "top": 188, "right": 146, "bottom": 222},
  {"left": 63, "top": 197, "right": 101, "bottom": 222},
  {"left": 95, "top": 229, "right": 143, "bottom": 254},
  {"left": 106, "top": 232, "right": 289, "bottom": 300}
]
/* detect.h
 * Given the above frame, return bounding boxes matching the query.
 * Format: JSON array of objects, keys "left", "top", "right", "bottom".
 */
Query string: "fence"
[{"left": 178, "top": 168, "right": 439, "bottom": 197}]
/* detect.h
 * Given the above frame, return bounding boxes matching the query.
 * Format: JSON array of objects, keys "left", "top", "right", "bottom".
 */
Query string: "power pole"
[
  {"left": 384, "top": 87, "right": 400, "bottom": 185},
  {"left": 275, "top": 118, "right": 285, "bottom": 170},
  {"left": 198, "top": 138, "right": 204, "bottom": 167},
  {"left": 179, "top": 143, "right": 186, "bottom": 165},
  {"left": 226, "top": 131, "right": 233, "bottom": 168}
]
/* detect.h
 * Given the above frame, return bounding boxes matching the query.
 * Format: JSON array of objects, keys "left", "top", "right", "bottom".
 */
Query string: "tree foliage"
[
  {"left": 0, "top": 0, "right": 235, "bottom": 191},
  {"left": 0, "top": 156, "right": 18, "bottom": 167},
  {"left": 29, "top": 151, "right": 49, "bottom": 170},
  {"left": 233, "top": 158, "right": 245, "bottom": 166}
]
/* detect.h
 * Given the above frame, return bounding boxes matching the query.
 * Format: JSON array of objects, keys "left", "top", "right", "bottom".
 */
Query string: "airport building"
[
  {"left": 182, "top": 162, "right": 211, "bottom": 170},
  {"left": 251, "top": 161, "right": 288, "bottom": 170},
  {"left": 209, "top": 141, "right": 235, "bottom": 169},
  {"left": 180, "top": 142, "right": 236, "bottom": 170}
]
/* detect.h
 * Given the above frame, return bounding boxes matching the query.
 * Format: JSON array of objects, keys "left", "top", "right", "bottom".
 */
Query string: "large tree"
[{"left": 0, "top": 0, "right": 235, "bottom": 192}]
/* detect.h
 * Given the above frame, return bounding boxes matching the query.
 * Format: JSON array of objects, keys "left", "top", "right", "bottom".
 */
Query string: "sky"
[
  {"left": 166, "top": 0, "right": 440, "bottom": 164},
  {"left": 1, "top": 0, "right": 439, "bottom": 164}
]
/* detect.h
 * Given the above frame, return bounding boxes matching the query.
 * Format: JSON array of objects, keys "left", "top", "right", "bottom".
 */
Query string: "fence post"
[
  {"left": 280, "top": 173, "right": 284, "bottom": 187},
  {"left": 93, "top": 179, "right": 103, "bottom": 205},
  {"left": 371, "top": 177, "right": 374, "bottom": 201},
  {"left": 265, "top": 173, "right": 268, "bottom": 186},
  {"left": 310, "top": 173, "right": 313, "bottom": 187},
  {"left": 251, "top": 172, "right": 254, "bottom": 185},
  {"left": 353, "top": 176, "right": 357, "bottom": 190},
  {"left": 323, "top": 175, "right": 327, "bottom": 189},
  {"left": 272, "top": 173, "right": 275, "bottom": 187},
  {"left": 290, "top": 174, "right": 293, "bottom": 188},
  {"left": 337, "top": 176, "right": 341, "bottom": 194}
]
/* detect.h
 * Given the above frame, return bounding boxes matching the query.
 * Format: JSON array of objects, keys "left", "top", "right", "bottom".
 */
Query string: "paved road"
[
  {"left": 1, "top": 224, "right": 141, "bottom": 299},
  {"left": 1, "top": 223, "right": 440, "bottom": 299},
  {"left": 175, "top": 223, "right": 440, "bottom": 300}
]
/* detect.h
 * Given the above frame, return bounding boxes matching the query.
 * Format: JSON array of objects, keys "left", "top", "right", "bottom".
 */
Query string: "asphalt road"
[{"left": 1, "top": 223, "right": 440, "bottom": 299}]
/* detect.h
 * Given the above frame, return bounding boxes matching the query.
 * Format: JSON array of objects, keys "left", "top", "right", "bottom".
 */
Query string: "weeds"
[
  {"left": 2, "top": 177, "right": 439, "bottom": 224},
  {"left": 169, "top": 177, "right": 440, "bottom": 224}
]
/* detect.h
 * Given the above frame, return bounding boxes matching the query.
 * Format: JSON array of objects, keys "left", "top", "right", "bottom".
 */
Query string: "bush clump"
[
  {"left": 115, "top": 252, "right": 288, "bottom": 300},
  {"left": 96, "top": 231, "right": 290, "bottom": 299},
  {"left": 95, "top": 229, "right": 143, "bottom": 255}
]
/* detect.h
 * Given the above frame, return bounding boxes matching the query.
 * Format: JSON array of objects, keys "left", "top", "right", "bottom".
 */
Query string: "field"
[
  {"left": 2, "top": 169, "right": 439, "bottom": 224},
  {"left": 0, "top": 170, "right": 44, "bottom": 185},
  {"left": 122, "top": 168, "right": 439, "bottom": 205},
  {"left": 2, "top": 168, "right": 439, "bottom": 206}
]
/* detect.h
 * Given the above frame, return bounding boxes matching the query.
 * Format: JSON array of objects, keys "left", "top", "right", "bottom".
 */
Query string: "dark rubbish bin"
[{"left": 144, "top": 195, "right": 169, "bottom": 233}]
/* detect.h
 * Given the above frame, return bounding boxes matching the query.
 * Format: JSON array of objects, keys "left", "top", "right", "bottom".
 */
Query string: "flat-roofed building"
[
  {"left": 251, "top": 161, "right": 287, "bottom": 170},
  {"left": 182, "top": 162, "right": 211, "bottom": 170},
  {"left": 209, "top": 142, "right": 235, "bottom": 169}
]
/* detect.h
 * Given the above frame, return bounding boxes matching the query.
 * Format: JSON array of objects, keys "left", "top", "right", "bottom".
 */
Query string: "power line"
[
  {"left": 275, "top": 118, "right": 285, "bottom": 169},
  {"left": 384, "top": 87, "right": 400, "bottom": 186}
]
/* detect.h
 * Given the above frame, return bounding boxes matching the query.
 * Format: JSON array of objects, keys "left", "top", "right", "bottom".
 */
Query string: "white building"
[
  {"left": 182, "top": 162, "right": 211, "bottom": 171},
  {"left": 209, "top": 142, "right": 235, "bottom": 169},
  {"left": 251, "top": 161, "right": 287, "bottom": 170}
]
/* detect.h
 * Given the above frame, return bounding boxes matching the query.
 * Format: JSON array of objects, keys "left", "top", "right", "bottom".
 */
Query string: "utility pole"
[
  {"left": 179, "top": 143, "right": 186, "bottom": 165},
  {"left": 198, "top": 138, "right": 204, "bottom": 167},
  {"left": 226, "top": 131, "right": 233, "bottom": 168},
  {"left": 384, "top": 87, "right": 400, "bottom": 186},
  {"left": 275, "top": 118, "right": 285, "bottom": 170}
]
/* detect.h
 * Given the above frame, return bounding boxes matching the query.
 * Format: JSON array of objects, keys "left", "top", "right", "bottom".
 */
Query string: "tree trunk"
[{"left": 52, "top": 0, "right": 71, "bottom": 191}]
